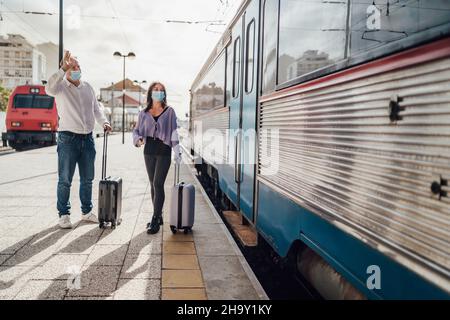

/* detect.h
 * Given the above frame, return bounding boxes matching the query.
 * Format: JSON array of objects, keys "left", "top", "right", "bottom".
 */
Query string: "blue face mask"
[
  {"left": 152, "top": 91, "right": 165, "bottom": 102},
  {"left": 70, "top": 70, "right": 81, "bottom": 81}
]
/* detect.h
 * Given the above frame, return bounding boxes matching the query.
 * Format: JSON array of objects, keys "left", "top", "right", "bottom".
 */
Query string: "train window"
[
  {"left": 261, "top": 0, "right": 278, "bottom": 95},
  {"left": 13, "top": 94, "right": 54, "bottom": 109},
  {"left": 245, "top": 19, "right": 255, "bottom": 94},
  {"left": 232, "top": 37, "right": 241, "bottom": 98},
  {"left": 225, "top": 45, "right": 233, "bottom": 106},
  {"left": 350, "top": 0, "right": 450, "bottom": 57},
  {"left": 191, "top": 53, "right": 226, "bottom": 118},
  {"left": 278, "top": 0, "right": 348, "bottom": 84},
  {"left": 34, "top": 95, "right": 55, "bottom": 109}
]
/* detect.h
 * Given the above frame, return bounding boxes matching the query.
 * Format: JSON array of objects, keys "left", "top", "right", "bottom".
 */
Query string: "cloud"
[{"left": 1, "top": 0, "right": 241, "bottom": 119}]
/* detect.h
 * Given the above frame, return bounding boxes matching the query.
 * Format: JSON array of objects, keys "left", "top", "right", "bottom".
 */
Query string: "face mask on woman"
[{"left": 152, "top": 91, "right": 165, "bottom": 102}]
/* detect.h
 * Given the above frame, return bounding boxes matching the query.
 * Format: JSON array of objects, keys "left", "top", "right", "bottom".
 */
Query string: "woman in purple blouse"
[{"left": 132, "top": 82, "right": 181, "bottom": 234}]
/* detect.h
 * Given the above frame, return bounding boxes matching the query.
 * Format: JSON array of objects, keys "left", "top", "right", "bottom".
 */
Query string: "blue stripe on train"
[
  {"left": 217, "top": 163, "right": 238, "bottom": 207},
  {"left": 256, "top": 181, "right": 449, "bottom": 300}
]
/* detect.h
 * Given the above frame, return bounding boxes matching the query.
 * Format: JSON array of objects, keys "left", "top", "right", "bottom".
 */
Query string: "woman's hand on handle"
[
  {"left": 135, "top": 138, "right": 144, "bottom": 147},
  {"left": 172, "top": 143, "right": 182, "bottom": 164},
  {"left": 174, "top": 151, "right": 182, "bottom": 165}
]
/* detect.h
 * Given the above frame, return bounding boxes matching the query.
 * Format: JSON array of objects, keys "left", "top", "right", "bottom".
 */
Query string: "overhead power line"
[
  {"left": 0, "top": 9, "right": 225, "bottom": 25},
  {"left": 1, "top": 3, "right": 52, "bottom": 43},
  {"left": 107, "top": 0, "right": 132, "bottom": 50}
]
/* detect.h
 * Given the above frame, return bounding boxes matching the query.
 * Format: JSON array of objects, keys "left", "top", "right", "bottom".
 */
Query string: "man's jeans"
[{"left": 57, "top": 131, "right": 96, "bottom": 216}]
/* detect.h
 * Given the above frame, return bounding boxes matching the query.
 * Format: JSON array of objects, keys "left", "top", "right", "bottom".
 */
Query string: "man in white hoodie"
[{"left": 46, "top": 51, "right": 112, "bottom": 229}]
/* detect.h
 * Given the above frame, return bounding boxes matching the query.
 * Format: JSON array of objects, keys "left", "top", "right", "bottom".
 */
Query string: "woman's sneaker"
[{"left": 59, "top": 215, "right": 72, "bottom": 229}]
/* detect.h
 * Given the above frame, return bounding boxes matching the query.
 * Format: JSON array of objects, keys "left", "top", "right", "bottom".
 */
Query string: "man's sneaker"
[
  {"left": 81, "top": 212, "right": 99, "bottom": 223},
  {"left": 59, "top": 215, "right": 73, "bottom": 229}
]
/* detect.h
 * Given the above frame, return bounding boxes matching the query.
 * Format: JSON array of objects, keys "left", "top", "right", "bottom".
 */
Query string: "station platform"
[{"left": 0, "top": 133, "right": 267, "bottom": 300}]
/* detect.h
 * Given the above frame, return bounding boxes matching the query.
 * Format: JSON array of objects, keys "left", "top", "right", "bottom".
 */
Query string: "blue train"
[{"left": 187, "top": 0, "right": 450, "bottom": 299}]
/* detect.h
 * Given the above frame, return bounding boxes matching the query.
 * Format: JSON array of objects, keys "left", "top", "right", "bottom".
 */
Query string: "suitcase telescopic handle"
[
  {"left": 174, "top": 163, "right": 180, "bottom": 186},
  {"left": 102, "top": 129, "right": 108, "bottom": 180}
]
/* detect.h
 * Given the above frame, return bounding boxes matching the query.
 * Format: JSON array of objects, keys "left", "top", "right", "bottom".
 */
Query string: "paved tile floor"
[{"left": 0, "top": 133, "right": 266, "bottom": 300}]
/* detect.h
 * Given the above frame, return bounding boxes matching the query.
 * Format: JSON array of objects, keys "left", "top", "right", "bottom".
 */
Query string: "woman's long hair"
[{"left": 145, "top": 82, "right": 167, "bottom": 112}]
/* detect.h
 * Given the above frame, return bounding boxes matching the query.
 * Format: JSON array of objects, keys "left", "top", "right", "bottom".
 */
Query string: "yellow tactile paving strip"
[
  {"left": 163, "top": 255, "right": 200, "bottom": 270},
  {"left": 162, "top": 288, "right": 207, "bottom": 300},
  {"left": 160, "top": 220, "right": 207, "bottom": 300},
  {"left": 163, "top": 241, "right": 196, "bottom": 255}
]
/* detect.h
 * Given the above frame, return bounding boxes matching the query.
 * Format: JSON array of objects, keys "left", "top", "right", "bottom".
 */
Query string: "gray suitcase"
[
  {"left": 169, "top": 163, "right": 195, "bottom": 234},
  {"left": 98, "top": 131, "right": 122, "bottom": 229}
]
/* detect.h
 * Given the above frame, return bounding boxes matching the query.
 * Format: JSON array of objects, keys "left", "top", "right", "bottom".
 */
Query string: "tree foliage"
[{"left": 0, "top": 85, "right": 11, "bottom": 112}]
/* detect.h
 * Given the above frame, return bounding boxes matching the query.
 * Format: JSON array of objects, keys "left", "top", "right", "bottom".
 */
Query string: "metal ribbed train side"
[
  {"left": 258, "top": 57, "right": 450, "bottom": 292},
  {"left": 192, "top": 107, "right": 230, "bottom": 168}
]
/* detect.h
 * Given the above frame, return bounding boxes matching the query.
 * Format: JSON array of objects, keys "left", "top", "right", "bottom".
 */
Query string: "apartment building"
[{"left": 0, "top": 34, "right": 46, "bottom": 89}]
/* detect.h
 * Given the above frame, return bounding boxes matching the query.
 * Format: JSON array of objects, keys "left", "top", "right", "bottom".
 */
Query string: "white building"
[
  {"left": 0, "top": 34, "right": 46, "bottom": 89},
  {"left": 109, "top": 94, "right": 140, "bottom": 131},
  {"left": 100, "top": 79, "right": 146, "bottom": 108},
  {"left": 36, "top": 42, "right": 59, "bottom": 79}
]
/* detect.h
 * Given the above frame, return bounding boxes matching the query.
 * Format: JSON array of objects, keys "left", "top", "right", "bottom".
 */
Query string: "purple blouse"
[{"left": 132, "top": 106, "right": 179, "bottom": 149}]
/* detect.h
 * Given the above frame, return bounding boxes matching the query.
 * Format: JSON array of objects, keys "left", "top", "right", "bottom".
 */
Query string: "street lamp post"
[
  {"left": 113, "top": 51, "right": 136, "bottom": 144},
  {"left": 59, "top": 0, "right": 63, "bottom": 67},
  {"left": 133, "top": 80, "right": 147, "bottom": 109}
]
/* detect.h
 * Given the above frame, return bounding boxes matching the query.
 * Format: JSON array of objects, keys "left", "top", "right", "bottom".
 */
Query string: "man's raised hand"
[{"left": 60, "top": 51, "right": 77, "bottom": 72}]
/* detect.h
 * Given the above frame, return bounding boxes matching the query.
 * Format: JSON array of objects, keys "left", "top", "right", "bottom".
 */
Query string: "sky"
[{"left": 0, "top": 0, "right": 242, "bottom": 119}]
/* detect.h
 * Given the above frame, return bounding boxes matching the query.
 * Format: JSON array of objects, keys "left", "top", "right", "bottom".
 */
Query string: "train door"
[
  {"left": 229, "top": 0, "right": 260, "bottom": 222},
  {"left": 240, "top": 0, "right": 259, "bottom": 222},
  {"left": 227, "top": 17, "right": 243, "bottom": 208}
]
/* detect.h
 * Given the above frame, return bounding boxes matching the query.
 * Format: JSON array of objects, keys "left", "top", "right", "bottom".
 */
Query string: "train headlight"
[
  {"left": 41, "top": 122, "right": 52, "bottom": 130},
  {"left": 11, "top": 121, "right": 21, "bottom": 127}
]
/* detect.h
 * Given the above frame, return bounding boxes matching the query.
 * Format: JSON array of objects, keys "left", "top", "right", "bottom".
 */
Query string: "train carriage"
[{"left": 188, "top": 0, "right": 450, "bottom": 299}]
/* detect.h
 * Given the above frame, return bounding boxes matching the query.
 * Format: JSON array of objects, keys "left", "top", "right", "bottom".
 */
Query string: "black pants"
[{"left": 144, "top": 154, "right": 171, "bottom": 218}]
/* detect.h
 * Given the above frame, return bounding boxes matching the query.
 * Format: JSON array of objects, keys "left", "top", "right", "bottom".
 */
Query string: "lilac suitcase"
[{"left": 169, "top": 163, "right": 195, "bottom": 234}]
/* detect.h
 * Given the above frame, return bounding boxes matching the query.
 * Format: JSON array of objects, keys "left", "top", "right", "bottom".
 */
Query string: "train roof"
[
  {"left": 190, "top": 0, "right": 250, "bottom": 91},
  {"left": 12, "top": 85, "right": 47, "bottom": 95}
]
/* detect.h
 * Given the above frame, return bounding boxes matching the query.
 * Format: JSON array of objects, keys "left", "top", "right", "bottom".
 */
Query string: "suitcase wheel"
[
  {"left": 183, "top": 227, "right": 191, "bottom": 234},
  {"left": 170, "top": 225, "right": 177, "bottom": 234},
  {"left": 111, "top": 222, "right": 116, "bottom": 230},
  {"left": 99, "top": 222, "right": 106, "bottom": 229}
]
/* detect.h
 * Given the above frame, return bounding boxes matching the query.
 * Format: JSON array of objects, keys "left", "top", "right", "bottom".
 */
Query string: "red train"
[{"left": 1, "top": 85, "right": 58, "bottom": 151}]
